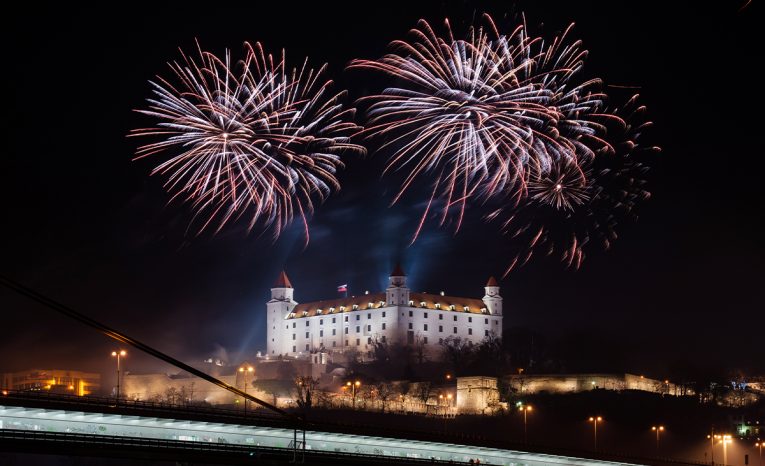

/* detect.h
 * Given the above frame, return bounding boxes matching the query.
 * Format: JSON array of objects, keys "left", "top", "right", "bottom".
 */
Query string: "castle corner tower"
[
  {"left": 267, "top": 270, "right": 298, "bottom": 356},
  {"left": 386, "top": 263, "right": 410, "bottom": 306},
  {"left": 482, "top": 276, "right": 502, "bottom": 316}
]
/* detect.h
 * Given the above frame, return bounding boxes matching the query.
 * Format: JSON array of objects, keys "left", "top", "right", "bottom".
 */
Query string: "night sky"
[{"left": 3, "top": 1, "right": 762, "bottom": 382}]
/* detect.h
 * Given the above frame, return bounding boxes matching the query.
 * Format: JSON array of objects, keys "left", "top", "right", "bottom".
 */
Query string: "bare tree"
[
  {"left": 440, "top": 336, "right": 474, "bottom": 374},
  {"left": 294, "top": 376, "right": 319, "bottom": 416},
  {"left": 375, "top": 382, "right": 396, "bottom": 413},
  {"left": 414, "top": 381, "right": 432, "bottom": 404}
]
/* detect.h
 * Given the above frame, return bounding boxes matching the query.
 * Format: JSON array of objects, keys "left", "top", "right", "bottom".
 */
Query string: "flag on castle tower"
[{"left": 337, "top": 284, "right": 348, "bottom": 293}]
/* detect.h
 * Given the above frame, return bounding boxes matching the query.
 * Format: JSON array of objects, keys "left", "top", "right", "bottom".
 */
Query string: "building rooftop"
[{"left": 287, "top": 292, "right": 488, "bottom": 319}]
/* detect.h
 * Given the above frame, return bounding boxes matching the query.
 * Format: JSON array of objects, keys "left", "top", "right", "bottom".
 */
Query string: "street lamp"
[
  {"left": 720, "top": 434, "right": 732, "bottom": 466},
  {"left": 588, "top": 416, "right": 603, "bottom": 450},
  {"left": 651, "top": 426, "right": 665, "bottom": 451},
  {"left": 346, "top": 380, "right": 361, "bottom": 409},
  {"left": 755, "top": 440, "right": 763, "bottom": 466},
  {"left": 238, "top": 365, "right": 254, "bottom": 414},
  {"left": 520, "top": 405, "right": 533, "bottom": 444},
  {"left": 707, "top": 430, "right": 716, "bottom": 465},
  {"left": 111, "top": 350, "right": 126, "bottom": 399}
]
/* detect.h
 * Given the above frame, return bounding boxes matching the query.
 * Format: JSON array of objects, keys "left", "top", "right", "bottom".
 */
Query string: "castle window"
[
  {"left": 329, "top": 307, "right": 335, "bottom": 313},
  {"left": 345, "top": 328, "right": 348, "bottom": 334},
  {"left": 345, "top": 341, "right": 349, "bottom": 346},
  {"left": 468, "top": 317, "right": 472, "bottom": 323},
  {"left": 381, "top": 336, "right": 386, "bottom": 342},
  {"left": 356, "top": 315, "right": 360, "bottom": 321},
  {"left": 292, "top": 322, "right": 296, "bottom": 328},
  {"left": 293, "top": 334, "right": 296, "bottom": 340},
  {"left": 419, "top": 301, "right": 426, "bottom": 308},
  {"left": 293, "top": 345, "right": 296, "bottom": 352},
  {"left": 408, "top": 300, "right": 414, "bottom": 306},
  {"left": 382, "top": 323, "right": 386, "bottom": 330},
  {"left": 453, "top": 316, "right": 457, "bottom": 322},
  {"left": 303, "top": 311, "right": 308, "bottom": 316},
  {"left": 424, "top": 312, "right": 428, "bottom": 318},
  {"left": 424, "top": 324, "right": 428, "bottom": 331},
  {"left": 449, "top": 305, "right": 456, "bottom": 311},
  {"left": 408, "top": 310, "right": 413, "bottom": 317},
  {"left": 453, "top": 327, "right": 457, "bottom": 334},
  {"left": 435, "top": 303, "right": 441, "bottom": 309},
  {"left": 439, "top": 325, "right": 443, "bottom": 332},
  {"left": 356, "top": 326, "right": 360, "bottom": 333},
  {"left": 306, "top": 321, "right": 310, "bottom": 327},
  {"left": 352, "top": 304, "right": 358, "bottom": 310},
  {"left": 286, "top": 325, "right": 289, "bottom": 329},
  {"left": 333, "top": 341, "right": 336, "bottom": 347},
  {"left": 367, "top": 313, "right": 371, "bottom": 319},
  {"left": 305, "top": 344, "right": 309, "bottom": 351},
  {"left": 408, "top": 323, "right": 413, "bottom": 329},
  {"left": 367, "top": 337, "right": 372, "bottom": 344},
  {"left": 485, "top": 330, "right": 489, "bottom": 337},
  {"left": 317, "top": 309, "right": 323, "bottom": 314},
  {"left": 320, "top": 330, "right": 324, "bottom": 337},
  {"left": 305, "top": 332, "right": 309, "bottom": 338},
  {"left": 368, "top": 303, "right": 374, "bottom": 309},
  {"left": 481, "top": 308, "right": 488, "bottom": 314},
  {"left": 332, "top": 317, "right": 336, "bottom": 324},
  {"left": 485, "top": 318, "right": 488, "bottom": 324},
  {"left": 439, "top": 314, "right": 443, "bottom": 320},
  {"left": 463, "top": 306, "right": 470, "bottom": 312},
  {"left": 379, "top": 301, "right": 385, "bottom": 306},
  {"left": 344, "top": 316, "right": 348, "bottom": 322},
  {"left": 439, "top": 338, "right": 443, "bottom": 344},
  {"left": 340, "top": 306, "right": 346, "bottom": 312},
  {"left": 468, "top": 328, "right": 473, "bottom": 335},
  {"left": 423, "top": 337, "right": 428, "bottom": 344},
  {"left": 494, "top": 320, "right": 498, "bottom": 325},
  {"left": 382, "top": 312, "right": 386, "bottom": 318},
  {"left": 356, "top": 338, "right": 360, "bottom": 346},
  {"left": 367, "top": 325, "right": 371, "bottom": 331},
  {"left": 332, "top": 329, "right": 336, "bottom": 335}
]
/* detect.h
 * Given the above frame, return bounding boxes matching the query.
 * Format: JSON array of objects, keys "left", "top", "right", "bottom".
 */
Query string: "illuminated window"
[
  {"left": 340, "top": 306, "right": 346, "bottom": 312},
  {"left": 420, "top": 301, "right": 426, "bottom": 308},
  {"left": 463, "top": 306, "right": 470, "bottom": 312},
  {"left": 435, "top": 303, "right": 441, "bottom": 309},
  {"left": 449, "top": 305, "right": 456, "bottom": 311},
  {"left": 317, "top": 309, "right": 323, "bottom": 314},
  {"left": 303, "top": 311, "right": 308, "bottom": 316},
  {"left": 352, "top": 304, "right": 358, "bottom": 310},
  {"left": 368, "top": 303, "right": 374, "bottom": 309},
  {"left": 408, "top": 300, "right": 414, "bottom": 306},
  {"left": 329, "top": 307, "right": 335, "bottom": 313}
]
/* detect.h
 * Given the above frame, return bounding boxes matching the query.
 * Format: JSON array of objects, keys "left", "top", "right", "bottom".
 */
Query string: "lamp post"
[
  {"left": 520, "top": 405, "right": 533, "bottom": 444},
  {"left": 346, "top": 380, "right": 361, "bottom": 409},
  {"left": 755, "top": 440, "right": 763, "bottom": 466},
  {"left": 707, "top": 429, "right": 716, "bottom": 465},
  {"left": 238, "top": 365, "right": 254, "bottom": 415},
  {"left": 652, "top": 426, "right": 665, "bottom": 452},
  {"left": 111, "top": 350, "right": 126, "bottom": 399},
  {"left": 588, "top": 416, "right": 603, "bottom": 450}
]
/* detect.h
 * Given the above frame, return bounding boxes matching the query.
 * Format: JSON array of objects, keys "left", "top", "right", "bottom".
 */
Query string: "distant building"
[
  {"left": 1, "top": 369, "right": 100, "bottom": 396},
  {"left": 266, "top": 265, "right": 503, "bottom": 360},
  {"left": 456, "top": 376, "right": 501, "bottom": 414},
  {"left": 504, "top": 373, "right": 691, "bottom": 396}
]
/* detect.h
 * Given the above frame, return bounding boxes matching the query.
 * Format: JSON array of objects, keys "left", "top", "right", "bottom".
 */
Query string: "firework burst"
[
  {"left": 349, "top": 15, "right": 623, "bottom": 240},
  {"left": 491, "top": 95, "right": 659, "bottom": 275},
  {"left": 131, "top": 41, "right": 364, "bottom": 240}
]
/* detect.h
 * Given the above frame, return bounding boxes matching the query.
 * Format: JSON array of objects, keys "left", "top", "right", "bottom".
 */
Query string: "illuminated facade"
[
  {"left": 266, "top": 266, "right": 503, "bottom": 359},
  {"left": 1, "top": 369, "right": 100, "bottom": 396}
]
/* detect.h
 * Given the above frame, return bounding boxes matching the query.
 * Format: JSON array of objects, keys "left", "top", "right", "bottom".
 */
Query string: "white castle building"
[{"left": 266, "top": 265, "right": 503, "bottom": 359}]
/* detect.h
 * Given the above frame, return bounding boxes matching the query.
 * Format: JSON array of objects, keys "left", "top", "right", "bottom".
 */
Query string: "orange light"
[
  {"left": 355, "top": 381, "right": 361, "bottom": 387},
  {"left": 1, "top": 390, "right": 8, "bottom": 396}
]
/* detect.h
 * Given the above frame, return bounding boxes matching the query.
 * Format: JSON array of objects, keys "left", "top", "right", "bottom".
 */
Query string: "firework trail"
[
  {"left": 131, "top": 41, "right": 364, "bottom": 240},
  {"left": 349, "top": 15, "right": 623, "bottom": 241},
  {"left": 489, "top": 95, "right": 659, "bottom": 276}
]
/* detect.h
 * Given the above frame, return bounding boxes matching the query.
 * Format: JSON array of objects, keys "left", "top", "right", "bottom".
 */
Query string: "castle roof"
[
  {"left": 287, "top": 292, "right": 487, "bottom": 319},
  {"left": 390, "top": 263, "right": 406, "bottom": 277},
  {"left": 273, "top": 271, "right": 292, "bottom": 288},
  {"left": 486, "top": 276, "right": 498, "bottom": 287}
]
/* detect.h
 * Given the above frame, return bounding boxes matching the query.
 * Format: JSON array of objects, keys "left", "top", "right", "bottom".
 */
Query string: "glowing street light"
[
  {"left": 346, "top": 380, "right": 361, "bottom": 409},
  {"left": 111, "top": 350, "right": 126, "bottom": 399},
  {"left": 651, "top": 426, "right": 665, "bottom": 451},
  {"left": 588, "top": 416, "right": 603, "bottom": 450},
  {"left": 520, "top": 405, "right": 533, "bottom": 444},
  {"left": 720, "top": 434, "right": 732, "bottom": 466},
  {"left": 238, "top": 365, "right": 254, "bottom": 415},
  {"left": 755, "top": 440, "right": 763, "bottom": 466}
]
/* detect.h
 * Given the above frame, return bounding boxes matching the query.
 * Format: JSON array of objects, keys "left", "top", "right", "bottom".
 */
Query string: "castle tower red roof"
[
  {"left": 390, "top": 263, "right": 406, "bottom": 277},
  {"left": 486, "top": 276, "right": 499, "bottom": 287},
  {"left": 273, "top": 270, "right": 293, "bottom": 288}
]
